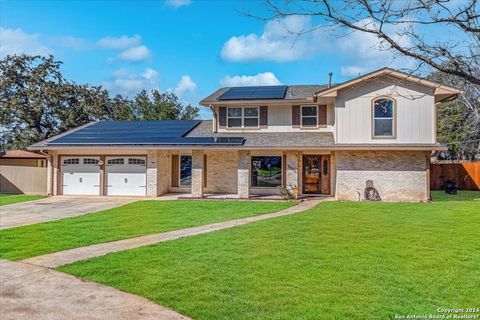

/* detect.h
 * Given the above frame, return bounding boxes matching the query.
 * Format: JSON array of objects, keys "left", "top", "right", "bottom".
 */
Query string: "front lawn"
[
  {"left": 0, "top": 194, "right": 44, "bottom": 206},
  {"left": 59, "top": 198, "right": 480, "bottom": 320},
  {"left": 0, "top": 200, "right": 294, "bottom": 260}
]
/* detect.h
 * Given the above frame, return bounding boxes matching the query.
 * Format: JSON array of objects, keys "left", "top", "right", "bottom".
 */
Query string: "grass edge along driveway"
[
  {"left": 59, "top": 194, "right": 480, "bottom": 320},
  {"left": 0, "top": 200, "right": 294, "bottom": 260},
  {"left": 0, "top": 194, "right": 44, "bottom": 206}
]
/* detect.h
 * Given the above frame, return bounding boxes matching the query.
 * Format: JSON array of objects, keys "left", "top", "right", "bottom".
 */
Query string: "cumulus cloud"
[
  {"left": 221, "top": 16, "right": 324, "bottom": 62},
  {"left": 97, "top": 35, "right": 141, "bottom": 49},
  {"left": 166, "top": 0, "right": 191, "bottom": 8},
  {"left": 174, "top": 75, "right": 196, "bottom": 97},
  {"left": 221, "top": 72, "right": 282, "bottom": 86},
  {"left": 103, "top": 68, "right": 160, "bottom": 96},
  {"left": 337, "top": 19, "right": 415, "bottom": 76},
  {"left": 116, "top": 45, "right": 152, "bottom": 62},
  {"left": 0, "top": 27, "right": 52, "bottom": 57}
]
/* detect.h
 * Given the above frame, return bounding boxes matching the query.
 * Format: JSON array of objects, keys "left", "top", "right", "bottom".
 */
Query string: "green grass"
[
  {"left": 0, "top": 200, "right": 294, "bottom": 260},
  {"left": 59, "top": 199, "right": 480, "bottom": 320},
  {"left": 0, "top": 194, "right": 44, "bottom": 206},
  {"left": 431, "top": 190, "right": 480, "bottom": 202}
]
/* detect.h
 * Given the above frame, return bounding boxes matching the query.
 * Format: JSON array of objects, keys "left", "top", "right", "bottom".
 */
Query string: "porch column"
[
  {"left": 46, "top": 153, "right": 53, "bottom": 195},
  {"left": 52, "top": 152, "right": 58, "bottom": 196},
  {"left": 237, "top": 150, "right": 250, "bottom": 198},
  {"left": 285, "top": 151, "right": 299, "bottom": 190},
  {"left": 146, "top": 150, "right": 158, "bottom": 197},
  {"left": 191, "top": 150, "right": 204, "bottom": 197}
]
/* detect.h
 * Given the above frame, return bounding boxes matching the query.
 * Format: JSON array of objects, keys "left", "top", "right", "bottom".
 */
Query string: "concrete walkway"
[
  {"left": 23, "top": 199, "right": 323, "bottom": 268},
  {"left": 0, "top": 259, "right": 190, "bottom": 320},
  {"left": 0, "top": 196, "right": 137, "bottom": 230}
]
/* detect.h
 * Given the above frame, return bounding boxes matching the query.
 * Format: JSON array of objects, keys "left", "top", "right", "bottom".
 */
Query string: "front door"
[{"left": 302, "top": 155, "right": 331, "bottom": 194}]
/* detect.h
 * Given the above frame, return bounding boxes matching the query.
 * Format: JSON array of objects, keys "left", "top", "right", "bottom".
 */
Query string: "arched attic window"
[{"left": 372, "top": 97, "right": 396, "bottom": 138}]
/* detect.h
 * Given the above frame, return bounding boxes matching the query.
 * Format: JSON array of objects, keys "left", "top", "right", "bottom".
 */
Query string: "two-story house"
[{"left": 29, "top": 67, "right": 460, "bottom": 201}]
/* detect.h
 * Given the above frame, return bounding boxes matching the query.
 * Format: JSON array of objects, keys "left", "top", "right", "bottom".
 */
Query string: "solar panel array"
[
  {"left": 218, "top": 85, "right": 288, "bottom": 100},
  {"left": 47, "top": 121, "right": 245, "bottom": 146}
]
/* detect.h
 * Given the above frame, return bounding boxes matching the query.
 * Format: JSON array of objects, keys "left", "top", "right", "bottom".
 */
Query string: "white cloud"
[
  {"left": 166, "top": 0, "right": 191, "bottom": 8},
  {"left": 174, "top": 75, "right": 196, "bottom": 97},
  {"left": 0, "top": 27, "right": 52, "bottom": 57},
  {"left": 116, "top": 45, "right": 152, "bottom": 62},
  {"left": 221, "top": 72, "right": 282, "bottom": 86},
  {"left": 221, "top": 16, "right": 325, "bottom": 62},
  {"left": 97, "top": 35, "right": 141, "bottom": 49},
  {"left": 103, "top": 68, "right": 160, "bottom": 96},
  {"left": 55, "top": 36, "right": 91, "bottom": 51},
  {"left": 337, "top": 19, "right": 415, "bottom": 76}
]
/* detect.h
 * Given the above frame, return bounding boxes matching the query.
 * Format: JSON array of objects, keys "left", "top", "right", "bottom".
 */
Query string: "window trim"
[
  {"left": 226, "top": 106, "right": 259, "bottom": 129},
  {"left": 300, "top": 105, "right": 318, "bottom": 128},
  {"left": 179, "top": 154, "right": 192, "bottom": 187},
  {"left": 250, "top": 155, "right": 283, "bottom": 189},
  {"left": 371, "top": 97, "right": 397, "bottom": 139}
]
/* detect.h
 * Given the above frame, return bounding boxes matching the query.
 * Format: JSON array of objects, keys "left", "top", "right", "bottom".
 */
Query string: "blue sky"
[{"left": 1, "top": 0, "right": 426, "bottom": 118}]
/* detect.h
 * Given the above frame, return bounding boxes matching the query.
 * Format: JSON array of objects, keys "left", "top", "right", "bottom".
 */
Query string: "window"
[
  {"left": 251, "top": 156, "right": 282, "bottom": 188},
  {"left": 180, "top": 155, "right": 192, "bottom": 186},
  {"left": 83, "top": 158, "right": 99, "bottom": 165},
  {"left": 63, "top": 158, "right": 79, "bottom": 165},
  {"left": 301, "top": 105, "right": 317, "bottom": 128},
  {"left": 128, "top": 158, "right": 146, "bottom": 165},
  {"left": 227, "top": 107, "right": 259, "bottom": 128},
  {"left": 107, "top": 158, "right": 124, "bottom": 165},
  {"left": 372, "top": 98, "right": 395, "bottom": 137}
]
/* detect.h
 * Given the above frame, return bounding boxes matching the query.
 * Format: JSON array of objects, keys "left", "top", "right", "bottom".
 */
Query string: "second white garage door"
[{"left": 106, "top": 157, "right": 147, "bottom": 196}]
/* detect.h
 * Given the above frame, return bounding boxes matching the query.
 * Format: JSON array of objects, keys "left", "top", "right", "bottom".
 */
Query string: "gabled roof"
[
  {"left": 29, "top": 120, "right": 246, "bottom": 148},
  {"left": 0, "top": 150, "right": 47, "bottom": 159},
  {"left": 200, "top": 85, "right": 329, "bottom": 105},
  {"left": 315, "top": 67, "right": 461, "bottom": 102}
]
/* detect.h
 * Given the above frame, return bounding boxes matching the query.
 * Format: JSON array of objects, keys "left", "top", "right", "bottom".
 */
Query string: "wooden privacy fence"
[
  {"left": 430, "top": 162, "right": 480, "bottom": 191},
  {"left": 0, "top": 165, "right": 47, "bottom": 195}
]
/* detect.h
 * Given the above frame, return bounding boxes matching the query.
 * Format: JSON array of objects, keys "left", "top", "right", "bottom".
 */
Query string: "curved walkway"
[
  {"left": 22, "top": 199, "right": 323, "bottom": 268},
  {"left": 0, "top": 259, "right": 190, "bottom": 320}
]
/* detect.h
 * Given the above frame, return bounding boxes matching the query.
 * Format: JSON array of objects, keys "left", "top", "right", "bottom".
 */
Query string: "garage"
[
  {"left": 106, "top": 156, "right": 147, "bottom": 196},
  {"left": 62, "top": 157, "right": 101, "bottom": 195}
]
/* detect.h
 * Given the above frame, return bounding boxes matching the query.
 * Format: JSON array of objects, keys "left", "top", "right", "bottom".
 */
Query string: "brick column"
[
  {"left": 285, "top": 151, "right": 298, "bottom": 190},
  {"left": 237, "top": 150, "right": 250, "bottom": 198},
  {"left": 52, "top": 152, "right": 58, "bottom": 196},
  {"left": 146, "top": 150, "right": 158, "bottom": 197},
  {"left": 191, "top": 150, "right": 204, "bottom": 198},
  {"left": 46, "top": 153, "right": 53, "bottom": 195}
]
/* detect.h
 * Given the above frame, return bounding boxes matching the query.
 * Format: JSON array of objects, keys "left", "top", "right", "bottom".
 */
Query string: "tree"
[
  {"left": 253, "top": 0, "right": 480, "bottom": 85},
  {"left": 429, "top": 70, "right": 480, "bottom": 160},
  {"left": 132, "top": 89, "right": 199, "bottom": 120}
]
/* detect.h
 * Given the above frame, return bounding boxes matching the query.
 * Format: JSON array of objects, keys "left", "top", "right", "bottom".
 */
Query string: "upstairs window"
[
  {"left": 227, "top": 107, "right": 259, "bottom": 128},
  {"left": 301, "top": 105, "right": 318, "bottom": 128},
  {"left": 372, "top": 98, "right": 395, "bottom": 137}
]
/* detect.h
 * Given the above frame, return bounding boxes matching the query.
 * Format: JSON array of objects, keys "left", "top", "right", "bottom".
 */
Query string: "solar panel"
[
  {"left": 46, "top": 120, "right": 245, "bottom": 146},
  {"left": 218, "top": 85, "right": 288, "bottom": 100}
]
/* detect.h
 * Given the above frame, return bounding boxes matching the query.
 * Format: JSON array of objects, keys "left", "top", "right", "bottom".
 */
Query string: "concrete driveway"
[{"left": 0, "top": 196, "right": 138, "bottom": 230}]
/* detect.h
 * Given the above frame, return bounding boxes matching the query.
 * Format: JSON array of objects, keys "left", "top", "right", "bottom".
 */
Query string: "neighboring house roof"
[
  {"left": 186, "top": 121, "right": 335, "bottom": 148},
  {"left": 315, "top": 67, "right": 461, "bottom": 102},
  {"left": 0, "top": 150, "right": 47, "bottom": 159},
  {"left": 29, "top": 120, "right": 246, "bottom": 148},
  {"left": 201, "top": 85, "right": 330, "bottom": 105}
]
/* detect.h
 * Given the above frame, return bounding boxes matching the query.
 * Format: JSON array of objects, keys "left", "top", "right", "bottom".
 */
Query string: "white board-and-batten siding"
[{"left": 334, "top": 76, "right": 436, "bottom": 144}]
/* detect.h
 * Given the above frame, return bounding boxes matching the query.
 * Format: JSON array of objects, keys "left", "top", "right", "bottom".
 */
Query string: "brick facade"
[
  {"left": 146, "top": 150, "right": 158, "bottom": 197},
  {"left": 335, "top": 151, "right": 429, "bottom": 201},
  {"left": 204, "top": 151, "right": 238, "bottom": 194},
  {"left": 191, "top": 150, "right": 204, "bottom": 197},
  {"left": 237, "top": 150, "right": 250, "bottom": 198}
]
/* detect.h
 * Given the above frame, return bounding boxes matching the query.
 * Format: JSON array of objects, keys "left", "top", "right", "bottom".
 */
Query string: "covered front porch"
[{"left": 160, "top": 149, "right": 334, "bottom": 199}]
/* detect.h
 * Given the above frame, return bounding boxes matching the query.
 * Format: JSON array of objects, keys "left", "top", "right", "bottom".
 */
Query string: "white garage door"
[
  {"left": 106, "top": 157, "right": 147, "bottom": 196},
  {"left": 62, "top": 157, "right": 100, "bottom": 195}
]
